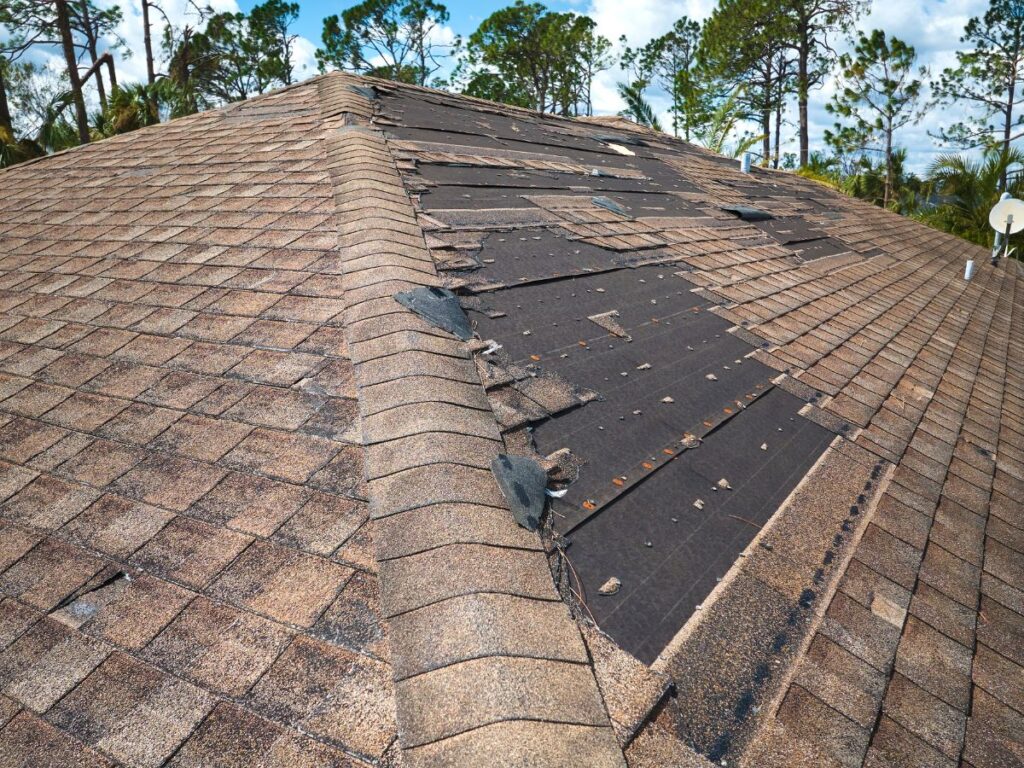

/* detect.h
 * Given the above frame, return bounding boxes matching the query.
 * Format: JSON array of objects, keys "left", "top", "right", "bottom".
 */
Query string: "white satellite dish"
[
  {"left": 988, "top": 196, "right": 1024, "bottom": 234},
  {"left": 988, "top": 194, "right": 1024, "bottom": 267}
]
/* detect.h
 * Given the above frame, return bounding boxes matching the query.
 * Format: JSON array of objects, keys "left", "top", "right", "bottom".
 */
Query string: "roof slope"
[{"left": 0, "top": 72, "right": 1021, "bottom": 768}]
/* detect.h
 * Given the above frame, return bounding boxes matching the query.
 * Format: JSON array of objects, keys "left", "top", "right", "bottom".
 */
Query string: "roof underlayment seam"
[{"left": 314, "top": 73, "right": 626, "bottom": 767}]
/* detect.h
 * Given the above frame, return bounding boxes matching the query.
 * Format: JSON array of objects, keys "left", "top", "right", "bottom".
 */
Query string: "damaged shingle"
[
  {"left": 592, "top": 196, "right": 631, "bottom": 218},
  {"left": 721, "top": 205, "right": 773, "bottom": 222},
  {"left": 349, "top": 84, "right": 378, "bottom": 100},
  {"left": 394, "top": 286, "right": 473, "bottom": 340},
  {"left": 587, "top": 310, "right": 631, "bottom": 340},
  {"left": 491, "top": 454, "right": 549, "bottom": 531},
  {"left": 594, "top": 134, "right": 647, "bottom": 147}
]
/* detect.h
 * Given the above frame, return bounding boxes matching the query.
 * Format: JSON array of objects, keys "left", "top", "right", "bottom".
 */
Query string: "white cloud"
[
  {"left": 100, "top": 0, "right": 241, "bottom": 84},
  {"left": 291, "top": 34, "right": 318, "bottom": 81},
  {"left": 582, "top": 0, "right": 992, "bottom": 171}
]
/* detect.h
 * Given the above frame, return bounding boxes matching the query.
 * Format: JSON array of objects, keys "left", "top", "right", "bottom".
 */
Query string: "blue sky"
[{"left": 234, "top": 0, "right": 557, "bottom": 44}]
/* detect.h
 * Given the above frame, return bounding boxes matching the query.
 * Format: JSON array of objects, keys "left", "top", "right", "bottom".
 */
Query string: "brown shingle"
[
  {"left": 130, "top": 516, "right": 251, "bottom": 590},
  {"left": 143, "top": 596, "right": 291, "bottom": 696},
  {"left": 0, "top": 539, "right": 104, "bottom": 610},
  {"left": 208, "top": 540, "right": 351, "bottom": 627},
  {"left": 247, "top": 635, "right": 395, "bottom": 758},
  {"left": 167, "top": 701, "right": 366, "bottom": 768},
  {"left": 1, "top": 473, "right": 100, "bottom": 529},
  {"left": 0, "top": 617, "right": 109, "bottom": 711},
  {"left": 0, "top": 711, "right": 114, "bottom": 768},
  {"left": 46, "top": 652, "right": 215, "bottom": 768},
  {"left": 221, "top": 428, "right": 338, "bottom": 483},
  {"left": 189, "top": 470, "right": 308, "bottom": 535},
  {"left": 62, "top": 494, "right": 174, "bottom": 559},
  {"left": 111, "top": 455, "right": 225, "bottom": 511}
]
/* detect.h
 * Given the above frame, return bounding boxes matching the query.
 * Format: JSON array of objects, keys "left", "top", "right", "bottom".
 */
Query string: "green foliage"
[
  {"left": 250, "top": 0, "right": 301, "bottom": 85},
  {"left": 0, "top": 60, "right": 79, "bottom": 158},
  {"left": 841, "top": 149, "right": 929, "bottom": 214},
  {"left": 693, "top": 84, "right": 763, "bottom": 158},
  {"left": 616, "top": 82, "right": 662, "bottom": 131},
  {"left": 454, "top": 1, "right": 612, "bottom": 116},
  {"left": 622, "top": 18, "right": 710, "bottom": 139},
  {"left": 699, "top": 0, "right": 795, "bottom": 165},
  {"left": 825, "top": 30, "right": 928, "bottom": 207},
  {"left": 921, "top": 147, "right": 1024, "bottom": 247},
  {"left": 187, "top": 2, "right": 298, "bottom": 104},
  {"left": 316, "top": 0, "right": 454, "bottom": 85},
  {"left": 96, "top": 83, "right": 162, "bottom": 136},
  {"left": 932, "top": 0, "right": 1024, "bottom": 154}
]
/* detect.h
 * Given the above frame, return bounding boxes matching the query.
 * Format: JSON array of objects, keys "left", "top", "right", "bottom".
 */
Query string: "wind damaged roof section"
[
  {"left": 377, "top": 77, "right": 1024, "bottom": 768},
  {"left": 377, "top": 86, "right": 839, "bottom": 665}
]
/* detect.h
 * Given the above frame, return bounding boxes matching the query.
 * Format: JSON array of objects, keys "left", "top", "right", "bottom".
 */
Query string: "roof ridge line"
[{"left": 314, "top": 74, "right": 626, "bottom": 768}]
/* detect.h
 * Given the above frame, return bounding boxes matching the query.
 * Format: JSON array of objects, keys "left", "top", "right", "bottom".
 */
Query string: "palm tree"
[
  {"left": 694, "top": 84, "right": 764, "bottom": 159},
  {"left": 101, "top": 83, "right": 161, "bottom": 135},
  {"left": 842, "top": 149, "right": 928, "bottom": 215},
  {"left": 616, "top": 82, "right": 663, "bottom": 131},
  {"left": 923, "top": 148, "right": 1024, "bottom": 248},
  {"left": 797, "top": 151, "right": 841, "bottom": 187}
]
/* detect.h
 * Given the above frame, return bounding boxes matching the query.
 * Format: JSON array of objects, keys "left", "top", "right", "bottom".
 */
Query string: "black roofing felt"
[
  {"left": 467, "top": 264, "right": 834, "bottom": 659},
  {"left": 568, "top": 387, "right": 833, "bottom": 664},
  {"left": 386, "top": 87, "right": 843, "bottom": 665}
]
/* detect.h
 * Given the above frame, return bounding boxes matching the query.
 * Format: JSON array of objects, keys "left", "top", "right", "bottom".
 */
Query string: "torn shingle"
[
  {"left": 491, "top": 454, "right": 548, "bottom": 531},
  {"left": 394, "top": 286, "right": 474, "bottom": 340}
]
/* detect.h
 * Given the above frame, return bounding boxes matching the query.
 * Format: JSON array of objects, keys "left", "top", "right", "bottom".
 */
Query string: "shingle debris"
[
  {"left": 491, "top": 453, "right": 549, "bottom": 531},
  {"left": 394, "top": 286, "right": 474, "bottom": 340}
]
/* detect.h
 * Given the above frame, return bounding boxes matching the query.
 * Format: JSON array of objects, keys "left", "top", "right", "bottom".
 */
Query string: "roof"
[{"left": 0, "top": 72, "right": 1021, "bottom": 768}]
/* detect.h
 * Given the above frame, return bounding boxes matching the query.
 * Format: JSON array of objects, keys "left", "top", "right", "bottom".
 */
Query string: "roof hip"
[{"left": 316, "top": 73, "right": 625, "bottom": 768}]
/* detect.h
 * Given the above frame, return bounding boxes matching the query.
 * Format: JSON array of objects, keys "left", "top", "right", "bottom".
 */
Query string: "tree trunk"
[
  {"left": 762, "top": 108, "right": 771, "bottom": 166},
  {"left": 0, "top": 64, "right": 13, "bottom": 136},
  {"left": 106, "top": 53, "right": 117, "bottom": 90},
  {"left": 55, "top": 0, "right": 90, "bottom": 144},
  {"left": 1001, "top": 77, "right": 1016, "bottom": 190},
  {"left": 78, "top": 1, "right": 106, "bottom": 109},
  {"left": 884, "top": 125, "right": 893, "bottom": 209},
  {"left": 142, "top": 0, "right": 156, "bottom": 86},
  {"left": 798, "top": 38, "right": 809, "bottom": 168}
]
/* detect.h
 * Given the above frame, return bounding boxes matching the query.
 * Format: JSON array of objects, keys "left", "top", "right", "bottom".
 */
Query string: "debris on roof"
[
  {"left": 491, "top": 453, "right": 549, "bottom": 531},
  {"left": 394, "top": 285, "right": 474, "bottom": 340}
]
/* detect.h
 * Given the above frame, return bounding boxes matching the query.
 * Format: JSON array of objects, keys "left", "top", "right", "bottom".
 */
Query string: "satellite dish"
[{"left": 988, "top": 195, "right": 1024, "bottom": 234}]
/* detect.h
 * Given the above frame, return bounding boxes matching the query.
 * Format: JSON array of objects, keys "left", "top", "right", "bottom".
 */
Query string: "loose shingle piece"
[{"left": 0, "top": 72, "right": 1020, "bottom": 768}]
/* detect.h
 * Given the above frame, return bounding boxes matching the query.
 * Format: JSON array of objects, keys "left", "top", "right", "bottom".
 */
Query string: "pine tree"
[
  {"left": 825, "top": 30, "right": 927, "bottom": 209},
  {"left": 932, "top": 0, "right": 1024, "bottom": 188}
]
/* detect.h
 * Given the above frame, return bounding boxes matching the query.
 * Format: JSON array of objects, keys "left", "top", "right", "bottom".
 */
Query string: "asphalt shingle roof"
[{"left": 0, "top": 72, "right": 1021, "bottom": 768}]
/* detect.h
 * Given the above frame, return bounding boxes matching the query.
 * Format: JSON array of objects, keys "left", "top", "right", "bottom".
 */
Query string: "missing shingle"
[
  {"left": 592, "top": 196, "right": 631, "bottom": 218},
  {"left": 349, "top": 84, "right": 378, "bottom": 100},
  {"left": 394, "top": 286, "right": 473, "bottom": 340},
  {"left": 594, "top": 134, "right": 646, "bottom": 147},
  {"left": 721, "top": 205, "right": 773, "bottom": 222},
  {"left": 492, "top": 454, "right": 548, "bottom": 531}
]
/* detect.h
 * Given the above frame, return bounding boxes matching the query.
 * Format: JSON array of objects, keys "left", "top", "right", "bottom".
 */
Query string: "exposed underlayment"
[
  {"left": 0, "top": 73, "right": 1021, "bottom": 768},
  {"left": 385, "top": 90, "right": 841, "bottom": 667}
]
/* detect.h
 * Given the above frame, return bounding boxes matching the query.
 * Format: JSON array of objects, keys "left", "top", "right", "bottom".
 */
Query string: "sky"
[{"left": 15, "top": 0, "right": 994, "bottom": 171}]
